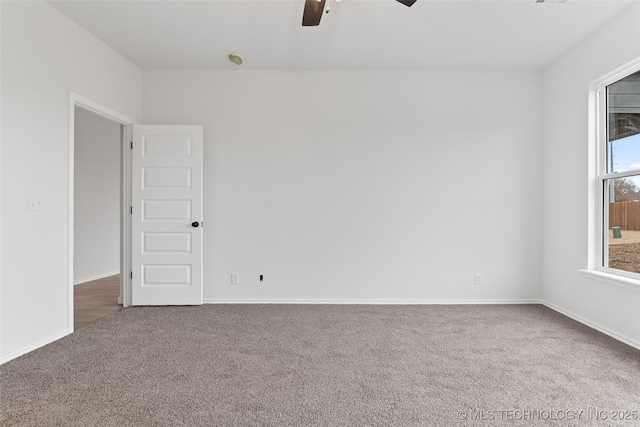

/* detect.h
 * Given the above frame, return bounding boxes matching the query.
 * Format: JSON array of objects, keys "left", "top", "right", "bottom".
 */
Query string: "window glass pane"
[
  {"left": 606, "top": 133, "right": 640, "bottom": 173},
  {"left": 607, "top": 70, "right": 640, "bottom": 173},
  {"left": 606, "top": 176, "right": 640, "bottom": 273}
]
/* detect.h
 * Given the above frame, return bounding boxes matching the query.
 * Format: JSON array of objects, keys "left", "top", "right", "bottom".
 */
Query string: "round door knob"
[{"left": 191, "top": 221, "right": 200, "bottom": 228}]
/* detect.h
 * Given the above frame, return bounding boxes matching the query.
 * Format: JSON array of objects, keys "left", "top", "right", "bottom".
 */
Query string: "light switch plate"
[{"left": 27, "top": 195, "right": 44, "bottom": 211}]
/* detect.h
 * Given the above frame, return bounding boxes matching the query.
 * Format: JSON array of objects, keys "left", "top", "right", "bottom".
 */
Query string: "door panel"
[
  {"left": 143, "top": 168, "right": 192, "bottom": 188},
  {"left": 143, "top": 233, "right": 192, "bottom": 254},
  {"left": 131, "top": 125, "right": 203, "bottom": 305}
]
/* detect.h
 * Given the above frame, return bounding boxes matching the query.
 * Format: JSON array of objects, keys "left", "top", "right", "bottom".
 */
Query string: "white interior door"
[{"left": 131, "top": 125, "right": 203, "bottom": 305}]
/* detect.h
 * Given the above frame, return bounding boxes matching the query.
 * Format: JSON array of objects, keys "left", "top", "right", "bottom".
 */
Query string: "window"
[{"left": 596, "top": 66, "right": 640, "bottom": 281}]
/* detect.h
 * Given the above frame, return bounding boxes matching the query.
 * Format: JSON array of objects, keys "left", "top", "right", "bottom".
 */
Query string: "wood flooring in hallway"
[{"left": 74, "top": 274, "right": 122, "bottom": 330}]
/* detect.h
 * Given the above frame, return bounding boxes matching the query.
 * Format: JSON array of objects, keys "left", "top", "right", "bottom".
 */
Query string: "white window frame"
[{"left": 583, "top": 57, "right": 640, "bottom": 292}]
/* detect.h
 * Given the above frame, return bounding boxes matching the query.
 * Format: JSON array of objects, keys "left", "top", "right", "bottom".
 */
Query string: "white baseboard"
[
  {"left": 541, "top": 300, "right": 640, "bottom": 351},
  {"left": 74, "top": 271, "right": 119, "bottom": 285},
  {"left": 0, "top": 329, "right": 69, "bottom": 365},
  {"left": 204, "top": 298, "right": 541, "bottom": 305}
]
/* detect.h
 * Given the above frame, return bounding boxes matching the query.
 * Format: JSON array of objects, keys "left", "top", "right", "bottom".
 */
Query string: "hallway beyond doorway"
[{"left": 74, "top": 275, "right": 121, "bottom": 329}]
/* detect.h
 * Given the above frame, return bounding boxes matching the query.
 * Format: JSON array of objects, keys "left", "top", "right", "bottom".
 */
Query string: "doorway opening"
[
  {"left": 68, "top": 93, "right": 136, "bottom": 333},
  {"left": 73, "top": 107, "right": 122, "bottom": 329}
]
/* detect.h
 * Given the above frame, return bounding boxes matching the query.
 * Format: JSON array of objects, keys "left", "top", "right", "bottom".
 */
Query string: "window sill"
[{"left": 580, "top": 269, "right": 640, "bottom": 293}]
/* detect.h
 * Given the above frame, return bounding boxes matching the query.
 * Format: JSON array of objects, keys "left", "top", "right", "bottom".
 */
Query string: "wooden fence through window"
[{"left": 609, "top": 202, "right": 640, "bottom": 230}]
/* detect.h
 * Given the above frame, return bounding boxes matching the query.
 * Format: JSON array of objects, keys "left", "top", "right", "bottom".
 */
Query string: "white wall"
[
  {"left": 0, "top": 2, "right": 3, "bottom": 361},
  {"left": 2, "top": 0, "right": 638, "bottom": 364},
  {"left": 542, "top": 3, "right": 640, "bottom": 347},
  {"left": 143, "top": 70, "right": 543, "bottom": 303},
  {"left": 74, "top": 107, "right": 121, "bottom": 284},
  {"left": 0, "top": 1, "right": 142, "bottom": 362}
]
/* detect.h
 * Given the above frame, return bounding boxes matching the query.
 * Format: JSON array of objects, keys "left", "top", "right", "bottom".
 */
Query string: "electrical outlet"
[
  {"left": 231, "top": 273, "right": 239, "bottom": 284},
  {"left": 474, "top": 273, "right": 483, "bottom": 285}
]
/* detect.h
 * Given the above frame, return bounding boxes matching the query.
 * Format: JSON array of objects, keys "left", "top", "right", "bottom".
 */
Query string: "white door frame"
[{"left": 67, "top": 92, "right": 137, "bottom": 333}]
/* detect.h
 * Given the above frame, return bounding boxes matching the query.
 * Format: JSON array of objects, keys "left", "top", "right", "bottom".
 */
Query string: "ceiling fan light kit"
[{"left": 302, "top": 0, "right": 416, "bottom": 27}]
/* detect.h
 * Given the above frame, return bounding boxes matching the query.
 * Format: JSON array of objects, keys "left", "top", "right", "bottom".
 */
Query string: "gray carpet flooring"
[{"left": 1, "top": 304, "right": 640, "bottom": 426}]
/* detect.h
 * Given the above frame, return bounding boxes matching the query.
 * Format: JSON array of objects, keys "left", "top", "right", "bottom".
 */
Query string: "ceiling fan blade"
[
  {"left": 396, "top": 0, "right": 417, "bottom": 6},
  {"left": 302, "top": 0, "right": 326, "bottom": 26}
]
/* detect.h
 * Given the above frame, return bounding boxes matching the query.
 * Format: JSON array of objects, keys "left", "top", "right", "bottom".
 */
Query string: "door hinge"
[
  {"left": 130, "top": 271, "right": 133, "bottom": 279},
  {"left": 130, "top": 141, "right": 133, "bottom": 150},
  {"left": 130, "top": 206, "right": 133, "bottom": 214}
]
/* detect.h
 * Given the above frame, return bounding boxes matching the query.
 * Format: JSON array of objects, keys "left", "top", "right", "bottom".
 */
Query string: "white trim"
[
  {"left": 67, "top": 97, "right": 75, "bottom": 334},
  {"left": 541, "top": 300, "right": 640, "bottom": 351},
  {"left": 72, "top": 93, "right": 137, "bottom": 126},
  {"left": 587, "top": 83, "right": 602, "bottom": 271},
  {"left": 601, "top": 170, "right": 640, "bottom": 180},
  {"left": 580, "top": 269, "right": 640, "bottom": 292},
  {"left": 0, "top": 330, "right": 69, "bottom": 365},
  {"left": 595, "top": 56, "right": 640, "bottom": 89},
  {"left": 203, "top": 298, "right": 541, "bottom": 305},
  {"left": 589, "top": 56, "right": 640, "bottom": 276},
  {"left": 68, "top": 92, "right": 137, "bottom": 334},
  {"left": 74, "top": 271, "right": 120, "bottom": 286},
  {"left": 121, "top": 125, "right": 133, "bottom": 307}
]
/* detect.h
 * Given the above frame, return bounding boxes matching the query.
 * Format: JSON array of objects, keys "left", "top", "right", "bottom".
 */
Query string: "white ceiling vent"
[{"left": 532, "top": 0, "right": 568, "bottom": 4}]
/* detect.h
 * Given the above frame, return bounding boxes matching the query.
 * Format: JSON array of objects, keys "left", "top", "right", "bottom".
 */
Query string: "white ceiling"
[{"left": 47, "top": 0, "right": 637, "bottom": 70}]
